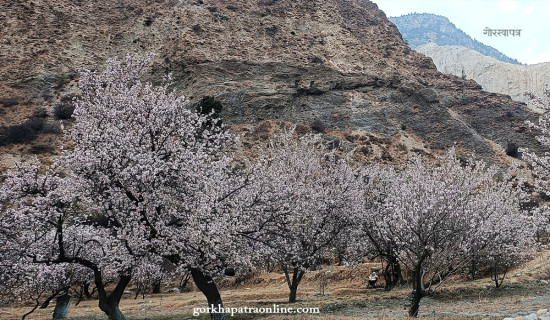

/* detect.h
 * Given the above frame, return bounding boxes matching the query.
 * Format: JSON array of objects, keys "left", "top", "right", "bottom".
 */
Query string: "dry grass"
[{"left": 3, "top": 252, "right": 550, "bottom": 319}]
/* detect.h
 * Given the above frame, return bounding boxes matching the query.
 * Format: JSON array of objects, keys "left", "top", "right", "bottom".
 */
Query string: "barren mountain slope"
[
  {"left": 0, "top": 0, "right": 545, "bottom": 165},
  {"left": 416, "top": 42, "right": 550, "bottom": 106}
]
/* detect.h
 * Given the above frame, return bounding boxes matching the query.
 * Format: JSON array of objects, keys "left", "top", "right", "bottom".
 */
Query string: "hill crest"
[{"left": 389, "top": 13, "right": 521, "bottom": 65}]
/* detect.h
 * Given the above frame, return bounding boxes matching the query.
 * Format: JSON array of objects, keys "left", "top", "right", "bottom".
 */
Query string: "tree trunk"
[
  {"left": 468, "top": 258, "right": 478, "bottom": 281},
  {"left": 21, "top": 303, "right": 40, "bottom": 320},
  {"left": 98, "top": 300, "right": 125, "bottom": 320},
  {"left": 383, "top": 255, "right": 402, "bottom": 291},
  {"left": 152, "top": 280, "right": 161, "bottom": 294},
  {"left": 96, "top": 274, "right": 131, "bottom": 320},
  {"left": 409, "top": 289, "right": 424, "bottom": 318},
  {"left": 83, "top": 281, "right": 92, "bottom": 299},
  {"left": 52, "top": 293, "right": 72, "bottom": 320},
  {"left": 98, "top": 297, "right": 126, "bottom": 320},
  {"left": 408, "top": 266, "right": 426, "bottom": 317},
  {"left": 491, "top": 262, "right": 507, "bottom": 289},
  {"left": 393, "top": 259, "right": 403, "bottom": 284},
  {"left": 178, "top": 273, "right": 191, "bottom": 292},
  {"left": 190, "top": 268, "right": 226, "bottom": 320},
  {"left": 289, "top": 286, "right": 298, "bottom": 303},
  {"left": 337, "top": 253, "right": 344, "bottom": 266},
  {"left": 383, "top": 264, "right": 393, "bottom": 291},
  {"left": 283, "top": 266, "right": 305, "bottom": 303}
]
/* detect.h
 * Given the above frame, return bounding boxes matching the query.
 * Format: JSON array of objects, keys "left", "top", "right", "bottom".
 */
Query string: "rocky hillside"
[
  {"left": 416, "top": 43, "right": 550, "bottom": 106},
  {"left": 0, "top": 0, "right": 545, "bottom": 167},
  {"left": 390, "top": 13, "right": 521, "bottom": 65}
]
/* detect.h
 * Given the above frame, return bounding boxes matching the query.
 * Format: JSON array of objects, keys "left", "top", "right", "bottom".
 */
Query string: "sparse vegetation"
[
  {"left": 196, "top": 96, "right": 223, "bottom": 116},
  {"left": 0, "top": 117, "right": 44, "bottom": 146},
  {"left": 54, "top": 101, "right": 76, "bottom": 120}
]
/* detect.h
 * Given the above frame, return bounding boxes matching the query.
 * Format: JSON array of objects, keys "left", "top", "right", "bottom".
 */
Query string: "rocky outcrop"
[
  {"left": 416, "top": 43, "right": 550, "bottom": 106},
  {"left": 0, "top": 0, "right": 546, "bottom": 165},
  {"left": 502, "top": 308, "right": 550, "bottom": 320}
]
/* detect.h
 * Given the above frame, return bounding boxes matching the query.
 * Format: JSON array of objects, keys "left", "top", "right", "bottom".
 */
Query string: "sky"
[{"left": 371, "top": 0, "right": 550, "bottom": 65}]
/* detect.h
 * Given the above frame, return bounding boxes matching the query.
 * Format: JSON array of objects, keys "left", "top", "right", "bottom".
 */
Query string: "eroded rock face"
[
  {"left": 0, "top": 0, "right": 545, "bottom": 164},
  {"left": 416, "top": 43, "right": 550, "bottom": 106}
]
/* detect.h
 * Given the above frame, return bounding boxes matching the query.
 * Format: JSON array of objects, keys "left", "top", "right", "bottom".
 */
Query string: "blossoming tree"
[
  {"left": 523, "top": 86, "right": 550, "bottom": 229},
  {"left": 240, "top": 131, "right": 363, "bottom": 303},
  {"left": 0, "top": 165, "right": 128, "bottom": 319},
  {"left": 355, "top": 165, "right": 403, "bottom": 291},
  {"left": 0, "top": 55, "right": 249, "bottom": 320},
  {"left": 356, "top": 150, "right": 534, "bottom": 317}
]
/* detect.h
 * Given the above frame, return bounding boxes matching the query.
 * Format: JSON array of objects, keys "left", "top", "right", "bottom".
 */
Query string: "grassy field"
[{"left": 3, "top": 252, "right": 550, "bottom": 320}]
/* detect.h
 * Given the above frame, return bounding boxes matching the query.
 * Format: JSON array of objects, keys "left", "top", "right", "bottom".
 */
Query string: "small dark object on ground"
[{"left": 224, "top": 268, "right": 235, "bottom": 277}]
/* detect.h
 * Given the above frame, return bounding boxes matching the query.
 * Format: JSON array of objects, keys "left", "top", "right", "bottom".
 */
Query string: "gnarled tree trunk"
[
  {"left": 53, "top": 293, "right": 72, "bottom": 320},
  {"left": 95, "top": 272, "right": 131, "bottom": 320},
  {"left": 191, "top": 268, "right": 226, "bottom": 320}
]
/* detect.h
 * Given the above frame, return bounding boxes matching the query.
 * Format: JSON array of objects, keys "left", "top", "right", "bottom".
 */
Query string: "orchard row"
[{"left": 1, "top": 56, "right": 549, "bottom": 319}]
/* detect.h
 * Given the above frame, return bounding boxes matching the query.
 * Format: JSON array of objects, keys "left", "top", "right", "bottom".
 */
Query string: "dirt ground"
[{"left": 3, "top": 252, "right": 550, "bottom": 320}]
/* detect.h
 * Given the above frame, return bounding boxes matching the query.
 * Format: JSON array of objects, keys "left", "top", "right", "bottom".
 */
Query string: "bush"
[
  {"left": 252, "top": 121, "right": 272, "bottom": 140},
  {"left": 0, "top": 118, "right": 43, "bottom": 146},
  {"left": 0, "top": 117, "right": 61, "bottom": 146},
  {"left": 33, "top": 109, "right": 48, "bottom": 118},
  {"left": 53, "top": 102, "right": 75, "bottom": 120},
  {"left": 294, "top": 123, "right": 309, "bottom": 135},
  {"left": 381, "top": 150, "right": 393, "bottom": 161},
  {"left": 25, "top": 117, "right": 45, "bottom": 132},
  {"left": 192, "top": 24, "right": 202, "bottom": 33},
  {"left": 0, "top": 98, "right": 18, "bottom": 107},
  {"left": 311, "top": 56, "right": 323, "bottom": 64},
  {"left": 196, "top": 96, "right": 223, "bottom": 130},
  {"left": 311, "top": 119, "right": 325, "bottom": 133},
  {"left": 42, "top": 121, "right": 61, "bottom": 134},
  {"left": 196, "top": 96, "right": 223, "bottom": 116},
  {"left": 506, "top": 141, "right": 519, "bottom": 158},
  {"left": 327, "top": 139, "right": 340, "bottom": 150}
]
